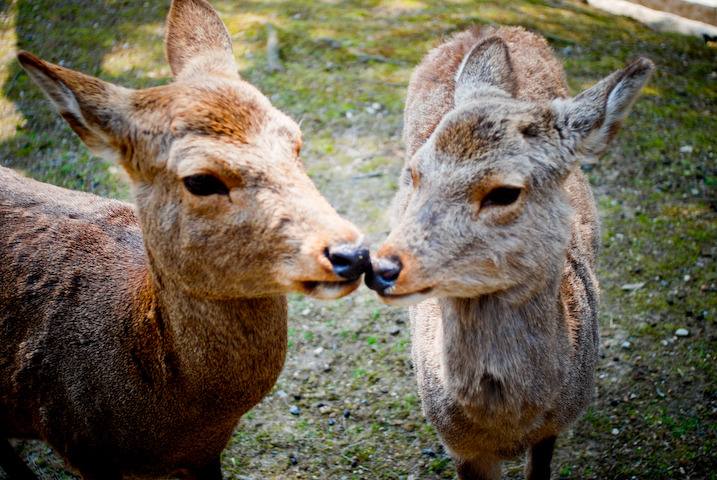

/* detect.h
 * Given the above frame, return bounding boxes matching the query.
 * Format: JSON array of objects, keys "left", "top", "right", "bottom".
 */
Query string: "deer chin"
[
  {"left": 376, "top": 287, "right": 434, "bottom": 307},
  {"left": 299, "top": 278, "right": 363, "bottom": 300}
]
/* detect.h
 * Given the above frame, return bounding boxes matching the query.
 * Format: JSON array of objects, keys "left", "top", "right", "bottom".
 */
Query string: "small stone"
[
  {"left": 313, "top": 347, "right": 324, "bottom": 355},
  {"left": 684, "top": 275, "right": 692, "bottom": 282},
  {"left": 621, "top": 282, "right": 645, "bottom": 291},
  {"left": 422, "top": 449, "right": 437, "bottom": 457},
  {"left": 292, "top": 393, "right": 302, "bottom": 400},
  {"left": 343, "top": 409, "right": 351, "bottom": 418},
  {"left": 675, "top": 328, "right": 690, "bottom": 337},
  {"left": 679, "top": 145, "right": 693, "bottom": 153},
  {"left": 323, "top": 363, "right": 332, "bottom": 372},
  {"left": 289, "top": 405, "right": 300, "bottom": 415},
  {"left": 611, "top": 428, "right": 620, "bottom": 435},
  {"left": 390, "top": 328, "right": 401, "bottom": 336},
  {"left": 610, "top": 399, "right": 620, "bottom": 407},
  {"left": 276, "top": 390, "right": 288, "bottom": 398},
  {"left": 621, "top": 341, "right": 631, "bottom": 350},
  {"left": 328, "top": 418, "right": 335, "bottom": 426},
  {"left": 289, "top": 456, "right": 298, "bottom": 465}
]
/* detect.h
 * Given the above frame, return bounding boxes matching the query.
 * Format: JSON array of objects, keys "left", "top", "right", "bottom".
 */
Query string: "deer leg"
[
  {"left": 454, "top": 455, "right": 502, "bottom": 480},
  {"left": 0, "top": 439, "right": 39, "bottom": 480},
  {"left": 185, "top": 457, "right": 223, "bottom": 480},
  {"left": 525, "top": 435, "right": 557, "bottom": 480}
]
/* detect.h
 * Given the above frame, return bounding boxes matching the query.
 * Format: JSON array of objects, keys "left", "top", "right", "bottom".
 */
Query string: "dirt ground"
[{"left": 0, "top": 0, "right": 715, "bottom": 478}]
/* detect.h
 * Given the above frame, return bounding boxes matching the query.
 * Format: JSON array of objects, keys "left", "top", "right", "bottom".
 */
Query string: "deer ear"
[
  {"left": 165, "top": 0, "right": 237, "bottom": 79},
  {"left": 554, "top": 57, "right": 655, "bottom": 158},
  {"left": 454, "top": 37, "right": 517, "bottom": 105},
  {"left": 17, "top": 51, "right": 132, "bottom": 165}
]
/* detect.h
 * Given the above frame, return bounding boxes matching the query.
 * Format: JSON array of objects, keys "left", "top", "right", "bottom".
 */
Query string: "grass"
[{"left": 1, "top": 0, "right": 716, "bottom": 479}]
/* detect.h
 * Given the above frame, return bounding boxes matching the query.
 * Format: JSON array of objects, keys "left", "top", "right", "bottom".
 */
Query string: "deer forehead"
[
  {"left": 433, "top": 101, "right": 558, "bottom": 163},
  {"left": 164, "top": 79, "right": 301, "bottom": 148}
]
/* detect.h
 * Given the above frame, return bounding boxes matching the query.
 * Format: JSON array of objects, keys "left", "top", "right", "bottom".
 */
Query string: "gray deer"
[
  {"left": 366, "top": 26, "right": 654, "bottom": 480},
  {"left": 0, "top": 0, "right": 369, "bottom": 478}
]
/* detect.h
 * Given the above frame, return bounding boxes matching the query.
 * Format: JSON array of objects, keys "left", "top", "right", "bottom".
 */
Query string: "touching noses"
[
  {"left": 364, "top": 256, "right": 402, "bottom": 294},
  {"left": 326, "top": 243, "right": 371, "bottom": 281}
]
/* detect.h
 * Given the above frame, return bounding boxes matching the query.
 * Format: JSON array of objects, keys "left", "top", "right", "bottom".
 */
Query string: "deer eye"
[
  {"left": 482, "top": 187, "right": 521, "bottom": 208},
  {"left": 183, "top": 174, "right": 229, "bottom": 196}
]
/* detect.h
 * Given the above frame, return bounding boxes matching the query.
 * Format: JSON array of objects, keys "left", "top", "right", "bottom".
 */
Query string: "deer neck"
[
  {"left": 132, "top": 253, "right": 288, "bottom": 409},
  {"left": 436, "top": 276, "right": 569, "bottom": 407}
]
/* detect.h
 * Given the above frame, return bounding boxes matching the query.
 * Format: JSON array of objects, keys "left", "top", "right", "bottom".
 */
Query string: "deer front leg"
[
  {"left": 184, "top": 457, "right": 223, "bottom": 480},
  {"left": 454, "top": 454, "right": 502, "bottom": 480},
  {"left": 524, "top": 435, "right": 556, "bottom": 480}
]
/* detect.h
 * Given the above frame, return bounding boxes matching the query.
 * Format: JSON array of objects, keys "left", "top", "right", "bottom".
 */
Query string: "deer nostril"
[
  {"left": 365, "top": 256, "right": 402, "bottom": 293},
  {"left": 325, "top": 244, "right": 371, "bottom": 281}
]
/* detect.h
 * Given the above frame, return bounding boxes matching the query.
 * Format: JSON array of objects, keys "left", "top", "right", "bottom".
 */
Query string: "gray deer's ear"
[
  {"left": 165, "top": 0, "right": 237, "bottom": 79},
  {"left": 454, "top": 36, "right": 517, "bottom": 106},
  {"left": 554, "top": 57, "right": 655, "bottom": 157}
]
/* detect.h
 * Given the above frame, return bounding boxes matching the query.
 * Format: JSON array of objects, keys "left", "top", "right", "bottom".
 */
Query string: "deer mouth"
[
  {"left": 300, "top": 278, "right": 363, "bottom": 300},
  {"left": 375, "top": 287, "right": 434, "bottom": 307}
]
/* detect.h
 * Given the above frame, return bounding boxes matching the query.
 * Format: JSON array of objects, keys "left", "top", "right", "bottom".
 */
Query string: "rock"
[
  {"left": 621, "top": 341, "right": 632, "bottom": 350},
  {"left": 675, "top": 328, "right": 690, "bottom": 337},
  {"left": 343, "top": 409, "right": 351, "bottom": 418},
  {"left": 621, "top": 282, "right": 645, "bottom": 291},
  {"left": 611, "top": 428, "right": 620, "bottom": 435},
  {"left": 276, "top": 390, "right": 288, "bottom": 398},
  {"left": 289, "top": 405, "right": 300, "bottom": 415}
]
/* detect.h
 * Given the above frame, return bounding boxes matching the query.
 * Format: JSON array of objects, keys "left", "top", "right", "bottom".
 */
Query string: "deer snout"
[
  {"left": 365, "top": 256, "right": 402, "bottom": 293},
  {"left": 326, "top": 243, "right": 371, "bottom": 282},
  {"left": 365, "top": 251, "right": 435, "bottom": 306}
]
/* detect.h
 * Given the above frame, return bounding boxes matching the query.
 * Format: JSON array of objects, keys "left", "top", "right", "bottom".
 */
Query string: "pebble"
[
  {"left": 343, "top": 409, "right": 351, "bottom": 418},
  {"left": 611, "top": 428, "right": 620, "bottom": 435},
  {"left": 675, "top": 328, "right": 690, "bottom": 337},
  {"left": 276, "top": 390, "right": 288, "bottom": 398},
  {"left": 289, "top": 405, "right": 300, "bottom": 415},
  {"left": 390, "top": 328, "right": 401, "bottom": 336},
  {"left": 289, "top": 456, "right": 298, "bottom": 465},
  {"left": 621, "top": 341, "right": 632, "bottom": 350}
]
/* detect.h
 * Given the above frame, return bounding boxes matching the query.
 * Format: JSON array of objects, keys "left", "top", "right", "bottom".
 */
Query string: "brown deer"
[
  {"left": 366, "top": 27, "right": 654, "bottom": 480},
  {"left": 0, "top": 0, "right": 370, "bottom": 479}
]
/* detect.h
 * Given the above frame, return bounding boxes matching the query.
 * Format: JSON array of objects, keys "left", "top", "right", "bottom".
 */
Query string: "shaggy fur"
[
  {"left": 0, "top": 1, "right": 368, "bottom": 479},
  {"left": 367, "top": 27, "right": 654, "bottom": 479}
]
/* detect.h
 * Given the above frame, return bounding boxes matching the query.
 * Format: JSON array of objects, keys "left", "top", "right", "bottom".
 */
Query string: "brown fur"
[
  {"left": 0, "top": 1, "right": 369, "bottom": 479},
  {"left": 367, "top": 27, "right": 654, "bottom": 479}
]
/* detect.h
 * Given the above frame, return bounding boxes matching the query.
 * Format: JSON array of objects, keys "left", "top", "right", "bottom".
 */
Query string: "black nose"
[
  {"left": 365, "top": 256, "right": 402, "bottom": 293},
  {"left": 326, "top": 244, "right": 371, "bottom": 281}
]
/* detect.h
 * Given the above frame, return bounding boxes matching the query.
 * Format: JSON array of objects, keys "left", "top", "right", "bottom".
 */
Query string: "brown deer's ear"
[
  {"left": 454, "top": 36, "right": 517, "bottom": 106},
  {"left": 165, "top": 0, "right": 237, "bottom": 79},
  {"left": 554, "top": 57, "right": 655, "bottom": 158},
  {"left": 17, "top": 51, "right": 132, "bottom": 165}
]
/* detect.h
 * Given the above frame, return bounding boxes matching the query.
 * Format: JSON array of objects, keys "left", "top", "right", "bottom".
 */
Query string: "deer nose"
[
  {"left": 365, "top": 256, "right": 402, "bottom": 293},
  {"left": 326, "top": 244, "right": 371, "bottom": 281}
]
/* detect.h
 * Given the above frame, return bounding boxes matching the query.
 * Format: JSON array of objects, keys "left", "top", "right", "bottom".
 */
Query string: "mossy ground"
[{"left": 0, "top": 0, "right": 715, "bottom": 478}]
